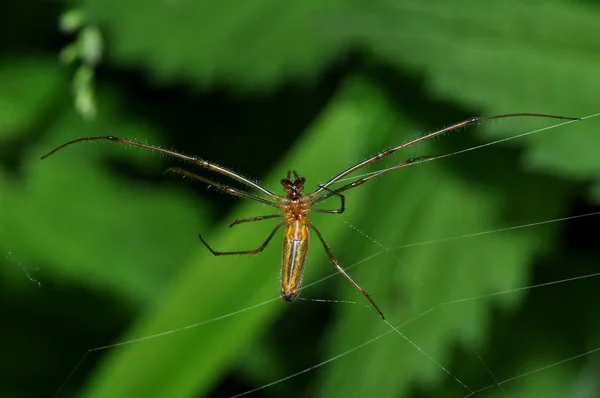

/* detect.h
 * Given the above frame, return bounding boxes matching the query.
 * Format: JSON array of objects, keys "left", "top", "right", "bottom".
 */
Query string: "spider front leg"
[
  {"left": 199, "top": 222, "right": 284, "bottom": 256},
  {"left": 310, "top": 185, "right": 345, "bottom": 215}
]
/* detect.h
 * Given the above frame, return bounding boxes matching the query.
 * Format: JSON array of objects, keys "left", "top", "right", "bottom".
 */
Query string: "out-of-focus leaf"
[
  {"left": 0, "top": 87, "right": 207, "bottom": 303},
  {"left": 0, "top": 58, "right": 65, "bottom": 139},
  {"left": 78, "top": 0, "right": 352, "bottom": 91},
  {"left": 349, "top": 0, "right": 600, "bottom": 183}
]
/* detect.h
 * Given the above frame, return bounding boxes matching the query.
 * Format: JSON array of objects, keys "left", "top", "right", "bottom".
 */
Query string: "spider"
[{"left": 41, "top": 113, "right": 578, "bottom": 319}]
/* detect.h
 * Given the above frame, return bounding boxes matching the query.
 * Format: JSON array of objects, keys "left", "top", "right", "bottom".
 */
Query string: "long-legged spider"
[{"left": 41, "top": 113, "right": 578, "bottom": 319}]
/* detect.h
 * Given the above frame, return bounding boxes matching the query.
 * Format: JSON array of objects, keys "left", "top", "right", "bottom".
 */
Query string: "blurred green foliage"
[{"left": 1, "top": 1, "right": 600, "bottom": 398}]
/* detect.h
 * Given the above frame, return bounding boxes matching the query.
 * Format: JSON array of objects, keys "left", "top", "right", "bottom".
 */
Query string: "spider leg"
[
  {"left": 310, "top": 113, "right": 580, "bottom": 197},
  {"left": 199, "top": 222, "right": 284, "bottom": 256},
  {"left": 165, "top": 167, "right": 282, "bottom": 209},
  {"left": 229, "top": 214, "right": 284, "bottom": 228},
  {"left": 310, "top": 184, "right": 345, "bottom": 214},
  {"left": 308, "top": 222, "right": 384, "bottom": 319},
  {"left": 41, "top": 135, "right": 281, "bottom": 199},
  {"left": 311, "top": 154, "right": 439, "bottom": 206}
]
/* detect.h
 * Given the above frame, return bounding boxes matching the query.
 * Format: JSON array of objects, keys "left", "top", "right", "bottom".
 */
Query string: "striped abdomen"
[{"left": 281, "top": 220, "right": 309, "bottom": 301}]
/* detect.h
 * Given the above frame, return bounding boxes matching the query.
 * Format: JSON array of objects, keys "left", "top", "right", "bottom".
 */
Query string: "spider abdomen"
[{"left": 280, "top": 220, "right": 309, "bottom": 301}]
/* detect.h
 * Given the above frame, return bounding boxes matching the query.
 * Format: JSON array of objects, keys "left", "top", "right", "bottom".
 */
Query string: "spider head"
[{"left": 281, "top": 170, "right": 305, "bottom": 200}]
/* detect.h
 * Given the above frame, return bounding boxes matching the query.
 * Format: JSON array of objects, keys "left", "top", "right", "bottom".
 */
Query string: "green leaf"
[{"left": 78, "top": 0, "right": 352, "bottom": 91}]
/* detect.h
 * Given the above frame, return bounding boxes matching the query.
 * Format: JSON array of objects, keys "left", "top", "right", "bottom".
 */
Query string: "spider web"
[{"left": 47, "top": 113, "right": 600, "bottom": 398}]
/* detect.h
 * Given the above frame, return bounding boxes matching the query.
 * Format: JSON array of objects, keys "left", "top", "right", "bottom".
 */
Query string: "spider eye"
[{"left": 292, "top": 177, "right": 305, "bottom": 189}]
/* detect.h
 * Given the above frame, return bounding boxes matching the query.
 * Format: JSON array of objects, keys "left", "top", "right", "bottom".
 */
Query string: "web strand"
[
  {"left": 473, "top": 348, "right": 509, "bottom": 398},
  {"left": 227, "top": 309, "right": 435, "bottom": 398},
  {"left": 383, "top": 319, "right": 474, "bottom": 394},
  {"left": 462, "top": 347, "right": 600, "bottom": 398}
]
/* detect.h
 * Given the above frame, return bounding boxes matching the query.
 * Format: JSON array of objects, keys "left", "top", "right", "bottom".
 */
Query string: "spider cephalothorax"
[{"left": 280, "top": 170, "right": 305, "bottom": 202}]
